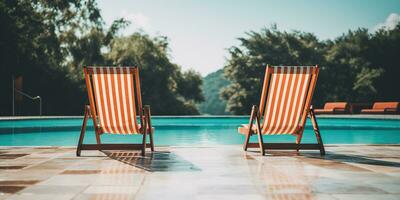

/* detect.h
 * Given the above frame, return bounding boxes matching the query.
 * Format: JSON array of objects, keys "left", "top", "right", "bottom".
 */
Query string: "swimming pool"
[{"left": 0, "top": 117, "right": 399, "bottom": 146}]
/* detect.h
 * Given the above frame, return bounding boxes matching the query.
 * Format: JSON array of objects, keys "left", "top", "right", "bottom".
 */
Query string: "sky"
[{"left": 97, "top": 0, "right": 400, "bottom": 76}]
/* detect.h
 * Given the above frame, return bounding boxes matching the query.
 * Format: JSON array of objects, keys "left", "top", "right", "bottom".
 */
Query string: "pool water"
[{"left": 0, "top": 117, "right": 399, "bottom": 146}]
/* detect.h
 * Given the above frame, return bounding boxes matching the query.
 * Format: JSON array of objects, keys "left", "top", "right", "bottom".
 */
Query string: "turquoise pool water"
[{"left": 0, "top": 117, "right": 399, "bottom": 146}]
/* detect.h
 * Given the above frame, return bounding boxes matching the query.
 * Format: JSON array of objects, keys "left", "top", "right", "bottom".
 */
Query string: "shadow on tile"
[
  {"left": 0, "top": 186, "right": 25, "bottom": 194},
  {"left": 246, "top": 150, "right": 302, "bottom": 156},
  {"left": 304, "top": 152, "right": 400, "bottom": 168},
  {"left": 103, "top": 151, "right": 201, "bottom": 172}
]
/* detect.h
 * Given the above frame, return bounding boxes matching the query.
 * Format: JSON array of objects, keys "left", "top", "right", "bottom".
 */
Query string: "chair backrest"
[
  {"left": 84, "top": 66, "right": 143, "bottom": 134},
  {"left": 324, "top": 102, "right": 348, "bottom": 110},
  {"left": 372, "top": 102, "right": 399, "bottom": 110},
  {"left": 259, "top": 65, "right": 319, "bottom": 135}
]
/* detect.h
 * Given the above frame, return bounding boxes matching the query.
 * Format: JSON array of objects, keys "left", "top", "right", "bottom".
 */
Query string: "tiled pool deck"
[{"left": 0, "top": 145, "right": 399, "bottom": 200}]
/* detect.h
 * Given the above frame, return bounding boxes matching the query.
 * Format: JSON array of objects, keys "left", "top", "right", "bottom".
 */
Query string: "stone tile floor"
[{"left": 0, "top": 145, "right": 399, "bottom": 200}]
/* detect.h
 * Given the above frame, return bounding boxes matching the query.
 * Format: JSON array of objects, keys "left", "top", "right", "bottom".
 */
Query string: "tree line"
[
  {"left": 0, "top": 0, "right": 203, "bottom": 115},
  {"left": 1, "top": 1, "right": 399, "bottom": 116},
  {"left": 221, "top": 25, "right": 400, "bottom": 114}
]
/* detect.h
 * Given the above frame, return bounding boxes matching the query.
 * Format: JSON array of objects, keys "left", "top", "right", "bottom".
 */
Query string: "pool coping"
[
  {"left": 1, "top": 144, "right": 400, "bottom": 148},
  {"left": 1, "top": 114, "right": 399, "bottom": 121}
]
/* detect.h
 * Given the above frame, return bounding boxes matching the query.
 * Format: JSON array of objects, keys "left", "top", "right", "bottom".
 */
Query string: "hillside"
[{"left": 197, "top": 69, "right": 231, "bottom": 115}]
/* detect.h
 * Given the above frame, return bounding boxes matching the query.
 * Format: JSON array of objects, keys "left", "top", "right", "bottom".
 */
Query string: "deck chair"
[
  {"left": 238, "top": 65, "right": 325, "bottom": 155},
  {"left": 77, "top": 66, "right": 154, "bottom": 157},
  {"left": 360, "top": 102, "right": 399, "bottom": 114},
  {"left": 314, "top": 102, "right": 350, "bottom": 114}
]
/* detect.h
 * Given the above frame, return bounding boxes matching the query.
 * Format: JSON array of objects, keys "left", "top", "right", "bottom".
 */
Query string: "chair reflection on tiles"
[
  {"left": 245, "top": 153, "right": 314, "bottom": 200},
  {"left": 104, "top": 151, "right": 201, "bottom": 172}
]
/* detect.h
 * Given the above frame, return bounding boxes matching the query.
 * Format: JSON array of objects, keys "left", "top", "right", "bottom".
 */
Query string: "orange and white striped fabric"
[
  {"left": 259, "top": 66, "right": 318, "bottom": 135},
  {"left": 84, "top": 66, "right": 142, "bottom": 134}
]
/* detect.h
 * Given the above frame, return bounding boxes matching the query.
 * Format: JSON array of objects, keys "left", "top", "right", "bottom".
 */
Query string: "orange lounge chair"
[
  {"left": 314, "top": 102, "right": 350, "bottom": 114},
  {"left": 361, "top": 102, "right": 399, "bottom": 114},
  {"left": 77, "top": 66, "right": 154, "bottom": 156},
  {"left": 238, "top": 65, "right": 325, "bottom": 155}
]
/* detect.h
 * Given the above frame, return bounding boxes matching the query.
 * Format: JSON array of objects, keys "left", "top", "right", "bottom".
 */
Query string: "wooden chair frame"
[
  {"left": 243, "top": 65, "right": 325, "bottom": 156},
  {"left": 77, "top": 66, "right": 154, "bottom": 157}
]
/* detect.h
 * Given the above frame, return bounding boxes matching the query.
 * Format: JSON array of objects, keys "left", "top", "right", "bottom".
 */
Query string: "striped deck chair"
[
  {"left": 238, "top": 65, "right": 325, "bottom": 155},
  {"left": 77, "top": 66, "right": 154, "bottom": 156}
]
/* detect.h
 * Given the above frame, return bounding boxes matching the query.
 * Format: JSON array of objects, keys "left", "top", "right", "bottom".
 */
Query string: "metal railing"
[{"left": 12, "top": 76, "right": 42, "bottom": 116}]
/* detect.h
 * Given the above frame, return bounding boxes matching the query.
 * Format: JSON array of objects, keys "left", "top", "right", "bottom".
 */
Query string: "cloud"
[
  {"left": 120, "top": 11, "right": 150, "bottom": 30},
  {"left": 373, "top": 13, "right": 400, "bottom": 32}
]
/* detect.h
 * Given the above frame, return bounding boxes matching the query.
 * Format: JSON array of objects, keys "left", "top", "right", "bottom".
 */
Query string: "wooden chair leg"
[
  {"left": 255, "top": 111, "right": 265, "bottom": 156},
  {"left": 145, "top": 106, "right": 154, "bottom": 152},
  {"left": 94, "top": 128, "right": 102, "bottom": 147},
  {"left": 141, "top": 133, "right": 147, "bottom": 156},
  {"left": 296, "top": 128, "right": 303, "bottom": 145},
  {"left": 77, "top": 106, "right": 90, "bottom": 157},
  {"left": 244, "top": 105, "right": 257, "bottom": 151},
  {"left": 309, "top": 109, "right": 325, "bottom": 155},
  {"left": 141, "top": 116, "right": 148, "bottom": 156},
  {"left": 243, "top": 132, "right": 251, "bottom": 151},
  {"left": 149, "top": 129, "right": 155, "bottom": 152},
  {"left": 295, "top": 130, "right": 303, "bottom": 153}
]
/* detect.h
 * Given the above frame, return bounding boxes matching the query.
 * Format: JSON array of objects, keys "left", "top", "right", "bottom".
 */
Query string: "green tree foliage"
[
  {"left": 317, "top": 27, "right": 400, "bottom": 103},
  {"left": 106, "top": 34, "right": 204, "bottom": 115},
  {"left": 0, "top": 0, "right": 106, "bottom": 115},
  {"left": 222, "top": 25, "right": 400, "bottom": 114},
  {"left": 197, "top": 69, "right": 231, "bottom": 115},
  {"left": 222, "top": 26, "right": 325, "bottom": 114},
  {"left": 66, "top": 18, "right": 129, "bottom": 81},
  {"left": 324, "top": 29, "right": 380, "bottom": 102},
  {"left": 0, "top": 0, "right": 203, "bottom": 115}
]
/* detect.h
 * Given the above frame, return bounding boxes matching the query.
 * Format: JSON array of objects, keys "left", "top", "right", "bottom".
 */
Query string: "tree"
[
  {"left": 222, "top": 26, "right": 325, "bottom": 114},
  {"left": 197, "top": 69, "right": 231, "bottom": 115},
  {"left": 0, "top": 0, "right": 204, "bottom": 115},
  {"left": 222, "top": 24, "right": 400, "bottom": 115},
  {"left": 0, "top": 0, "right": 112, "bottom": 115},
  {"left": 324, "top": 26, "right": 400, "bottom": 102},
  {"left": 106, "top": 33, "right": 204, "bottom": 115},
  {"left": 323, "top": 29, "right": 381, "bottom": 102},
  {"left": 368, "top": 24, "right": 400, "bottom": 101}
]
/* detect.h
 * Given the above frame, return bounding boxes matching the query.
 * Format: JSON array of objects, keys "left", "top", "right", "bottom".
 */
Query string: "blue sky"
[{"left": 98, "top": 0, "right": 400, "bottom": 76}]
